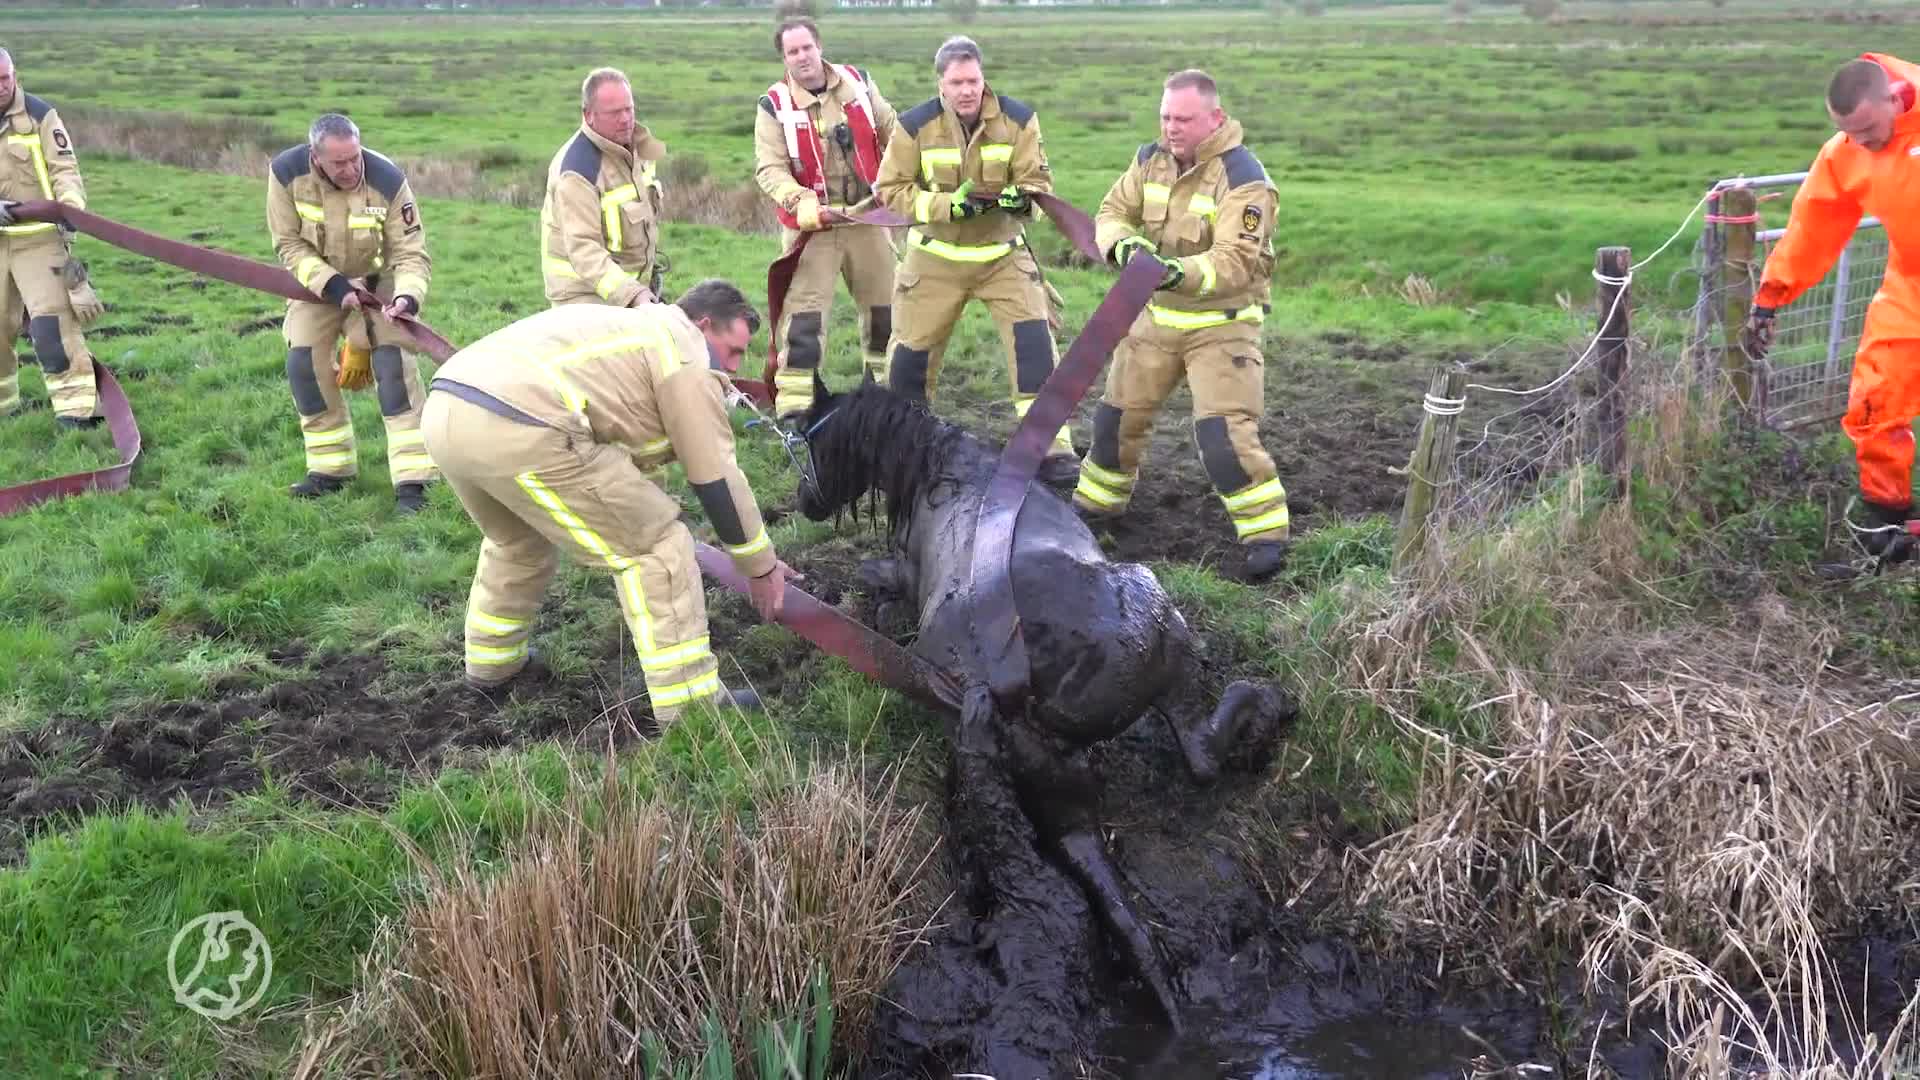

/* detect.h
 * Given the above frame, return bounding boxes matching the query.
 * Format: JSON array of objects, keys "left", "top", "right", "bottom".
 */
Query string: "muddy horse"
[{"left": 791, "top": 374, "right": 1294, "bottom": 1073}]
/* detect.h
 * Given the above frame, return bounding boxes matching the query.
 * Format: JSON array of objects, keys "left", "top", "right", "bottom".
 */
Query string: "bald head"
[{"left": 1827, "top": 58, "right": 1902, "bottom": 152}]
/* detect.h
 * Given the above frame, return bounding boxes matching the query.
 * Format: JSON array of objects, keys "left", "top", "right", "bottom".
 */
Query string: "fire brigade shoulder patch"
[{"left": 1241, "top": 205, "right": 1262, "bottom": 233}]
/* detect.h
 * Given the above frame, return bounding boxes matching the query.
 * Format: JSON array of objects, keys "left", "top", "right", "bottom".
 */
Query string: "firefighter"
[
  {"left": 541, "top": 67, "right": 667, "bottom": 309},
  {"left": 754, "top": 16, "right": 899, "bottom": 419},
  {"left": 267, "top": 113, "right": 435, "bottom": 513},
  {"left": 1078, "top": 70, "right": 1289, "bottom": 581},
  {"left": 1746, "top": 52, "right": 1920, "bottom": 564},
  {"left": 420, "top": 279, "right": 796, "bottom": 724},
  {"left": 871, "top": 35, "right": 1078, "bottom": 486},
  {"left": 0, "top": 48, "right": 103, "bottom": 429}
]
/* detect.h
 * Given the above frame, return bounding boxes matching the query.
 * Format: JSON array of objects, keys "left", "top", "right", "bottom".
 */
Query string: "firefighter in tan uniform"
[
  {"left": 872, "top": 35, "right": 1077, "bottom": 484},
  {"left": 0, "top": 48, "right": 102, "bottom": 428},
  {"left": 754, "top": 17, "right": 899, "bottom": 418},
  {"left": 1078, "top": 70, "right": 1290, "bottom": 581},
  {"left": 420, "top": 279, "right": 798, "bottom": 723},
  {"left": 541, "top": 67, "right": 667, "bottom": 308},
  {"left": 267, "top": 113, "right": 435, "bottom": 513}
]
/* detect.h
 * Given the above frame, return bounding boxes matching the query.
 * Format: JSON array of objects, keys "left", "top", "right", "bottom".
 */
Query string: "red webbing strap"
[{"left": 0, "top": 362, "right": 141, "bottom": 515}]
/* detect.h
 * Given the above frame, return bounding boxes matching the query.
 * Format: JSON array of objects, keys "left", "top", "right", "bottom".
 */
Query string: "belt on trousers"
[{"left": 429, "top": 378, "right": 553, "bottom": 428}]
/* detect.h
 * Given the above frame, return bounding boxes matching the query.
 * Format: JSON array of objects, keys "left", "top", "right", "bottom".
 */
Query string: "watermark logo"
[{"left": 168, "top": 910, "right": 273, "bottom": 1021}]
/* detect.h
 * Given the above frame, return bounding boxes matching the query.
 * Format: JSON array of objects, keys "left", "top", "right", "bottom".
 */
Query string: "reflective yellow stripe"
[
  {"left": 468, "top": 609, "right": 527, "bottom": 637},
  {"left": 519, "top": 472, "right": 635, "bottom": 572},
  {"left": 774, "top": 369, "right": 815, "bottom": 391},
  {"left": 1146, "top": 304, "right": 1265, "bottom": 331},
  {"left": 294, "top": 201, "right": 326, "bottom": 223},
  {"left": 9, "top": 135, "right": 52, "bottom": 201},
  {"left": 1188, "top": 195, "right": 1217, "bottom": 221},
  {"left": 1222, "top": 477, "right": 1285, "bottom": 512},
  {"left": 648, "top": 670, "right": 722, "bottom": 708},
  {"left": 907, "top": 227, "right": 1011, "bottom": 263},
  {"left": 727, "top": 529, "right": 771, "bottom": 560},
  {"left": 1080, "top": 459, "right": 1134, "bottom": 490},
  {"left": 306, "top": 451, "right": 355, "bottom": 469},
  {"left": 1194, "top": 255, "right": 1217, "bottom": 296},
  {"left": 295, "top": 256, "right": 331, "bottom": 290},
  {"left": 1232, "top": 505, "right": 1290, "bottom": 539},
  {"left": 980, "top": 143, "right": 1013, "bottom": 163},
  {"left": 601, "top": 183, "right": 638, "bottom": 250},
  {"left": 347, "top": 214, "right": 381, "bottom": 230},
  {"left": 641, "top": 636, "right": 713, "bottom": 673},
  {"left": 482, "top": 325, "right": 672, "bottom": 417},
  {"left": 920, "top": 147, "right": 962, "bottom": 180},
  {"left": 914, "top": 190, "right": 936, "bottom": 224},
  {"left": 595, "top": 268, "right": 636, "bottom": 299},
  {"left": 303, "top": 425, "right": 354, "bottom": 449},
  {"left": 1142, "top": 182, "right": 1170, "bottom": 205},
  {"left": 544, "top": 256, "right": 580, "bottom": 280},
  {"left": 1073, "top": 475, "right": 1126, "bottom": 508},
  {"left": 388, "top": 430, "right": 426, "bottom": 449},
  {"left": 637, "top": 436, "right": 671, "bottom": 456},
  {"left": 0, "top": 221, "right": 54, "bottom": 236},
  {"left": 468, "top": 642, "right": 528, "bottom": 665}
]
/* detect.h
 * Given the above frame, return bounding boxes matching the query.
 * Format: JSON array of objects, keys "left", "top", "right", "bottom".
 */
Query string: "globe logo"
[{"left": 167, "top": 910, "right": 273, "bottom": 1021}]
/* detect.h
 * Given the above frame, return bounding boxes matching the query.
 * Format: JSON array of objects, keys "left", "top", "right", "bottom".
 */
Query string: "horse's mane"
[{"left": 809, "top": 384, "right": 986, "bottom": 544}]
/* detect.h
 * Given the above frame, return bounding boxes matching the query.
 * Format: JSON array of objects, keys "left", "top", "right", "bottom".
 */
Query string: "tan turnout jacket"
[
  {"left": 873, "top": 88, "right": 1050, "bottom": 253},
  {"left": 266, "top": 143, "right": 431, "bottom": 306},
  {"left": 541, "top": 123, "right": 667, "bottom": 307},
  {"left": 0, "top": 85, "right": 85, "bottom": 239}
]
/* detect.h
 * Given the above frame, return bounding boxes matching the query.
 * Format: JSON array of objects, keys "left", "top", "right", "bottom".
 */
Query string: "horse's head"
[{"left": 793, "top": 368, "right": 863, "bottom": 522}]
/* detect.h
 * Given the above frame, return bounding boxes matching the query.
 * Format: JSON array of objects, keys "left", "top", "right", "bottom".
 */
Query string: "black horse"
[{"left": 791, "top": 374, "right": 1294, "bottom": 1071}]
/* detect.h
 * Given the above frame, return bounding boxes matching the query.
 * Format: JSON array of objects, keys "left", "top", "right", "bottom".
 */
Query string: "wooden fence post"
[
  {"left": 1716, "top": 186, "right": 1761, "bottom": 414},
  {"left": 1394, "top": 364, "right": 1467, "bottom": 575},
  {"left": 1595, "top": 245, "right": 1631, "bottom": 495}
]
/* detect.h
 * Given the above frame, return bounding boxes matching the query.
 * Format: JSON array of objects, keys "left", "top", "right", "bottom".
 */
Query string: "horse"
[{"left": 790, "top": 372, "right": 1294, "bottom": 1071}]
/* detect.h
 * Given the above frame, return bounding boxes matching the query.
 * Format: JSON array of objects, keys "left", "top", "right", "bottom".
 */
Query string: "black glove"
[
  {"left": 0, "top": 201, "right": 18, "bottom": 227},
  {"left": 996, "top": 189, "right": 1032, "bottom": 215},
  {"left": 1155, "top": 254, "right": 1186, "bottom": 291},
  {"left": 1742, "top": 305, "right": 1776, "bottom": 359},
  {"left": 321, "top": 274, "right": 355, "bottom": 307},
  {"left": 951, "top": 196, "right": 996, "bottom": 221},
  {"left": 389, "top": 295, "right": 419, "bottom": 318}
]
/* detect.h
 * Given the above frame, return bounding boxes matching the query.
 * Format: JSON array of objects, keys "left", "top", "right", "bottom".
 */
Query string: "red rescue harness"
[{"left": 765, "top": 64, "right": 881, "bottom": 229}]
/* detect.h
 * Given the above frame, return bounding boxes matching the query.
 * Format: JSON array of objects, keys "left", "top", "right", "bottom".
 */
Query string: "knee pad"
[
  {"left": 29, "top": 316, "right": 67, "bottom": 375},
  {"left": 1012, "top": 318, "right": 1053, "bottom": 394},
  {"left": 1193, "top": 415, "right": 1253, "bottom": 494},
  {"left": 785, "top": 311, "right": 823, "bottom": 371},
  {"left": 371, "top": 345, "right": 410, "bottom": 417},
  {"left": 1090, "top": 403, "right": 1123, "bottom": 470},
  {"left": 865, "top": 306, "right": 892, "bottom": 356},
  {"left": 889, "top": 344, "right": 931, "bottom": 401},
  {"left": 285, "top": 346, "right": 326, "bottom": 415}
]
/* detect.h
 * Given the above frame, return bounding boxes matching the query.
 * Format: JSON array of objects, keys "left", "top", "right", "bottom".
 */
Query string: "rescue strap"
[
  {"left": 752, "top": 190, "right": 1105, "bottom": 407},
  {"left": 968, "top": 251, "right": 1166, "bottom": 707},
  {"left": 0, "top": 362, "right": 140, "bottom": 516}
]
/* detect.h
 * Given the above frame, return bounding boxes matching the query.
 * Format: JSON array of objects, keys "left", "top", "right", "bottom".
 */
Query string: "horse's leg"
[
  {"left": 1005, "top": 718, "right": 1184, "bottom": 1032},
  {"left": 1159, "top": 678, "right": 1295, "bottom": 784},
  {"left": 948, "top": 686, "right": 1091, "bottom": 1077}
]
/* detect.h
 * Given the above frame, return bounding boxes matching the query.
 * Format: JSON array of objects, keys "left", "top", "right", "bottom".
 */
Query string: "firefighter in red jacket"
[
  {"left": 1747, "top": 52, "right": 1920, "bottom": 563},
  {"left": 753, "top": 17, "right": 898, "bottom": 418}
]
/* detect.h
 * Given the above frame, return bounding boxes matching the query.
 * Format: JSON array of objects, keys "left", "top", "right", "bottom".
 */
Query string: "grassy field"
[{"left": 3, "top": 4, "right": 1919, "bottom": 1077}]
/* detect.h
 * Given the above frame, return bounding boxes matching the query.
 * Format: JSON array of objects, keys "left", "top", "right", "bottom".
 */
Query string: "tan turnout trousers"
[
  {"left": 772, "top": 223, "right": 896, "bottom": 413},
  {"left": 420, "top": 392, "right": 719, "bottom": 723},
  {"left": 1074, "top": 313, "right": 1288, "bottom": 544},
  {"left": 283, "top": 293, "right": 434, "bottom": 486},
  {"left": 0, "top": 232, "right": 96, "bottom": 419}
]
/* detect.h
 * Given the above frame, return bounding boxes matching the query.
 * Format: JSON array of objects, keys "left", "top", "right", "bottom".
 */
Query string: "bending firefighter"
[
  {"left": 420, "top": 280, "right": 798, "bottom": 724},
  {"left": 1747, "top": 52, "right": 1920, "bottom": 564},
  {"left": 872, "top": 35, "right": 1077, "bottom": 485},
  {"left": 267, "top": 113, "right": 435, "bottom": 512},
  {"left": 0, "top": 47, "right": 105, "bottom": 428},
  {"left": 1078, "top": 70, "right": 1289, "bottom": 580},
  {"left": 755, "top": 15, "right": 899, "bottom": 418},
  {"left": 542, "top": 67, "right": 667, "bottom": 308}
]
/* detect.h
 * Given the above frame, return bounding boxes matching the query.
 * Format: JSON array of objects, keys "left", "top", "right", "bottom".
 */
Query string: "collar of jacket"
[
  {"left": 578, "top": 122, "right": 666, "bottom": 167},
  {"left": 784, "top": 63, "right": 843, "bottom": 109},
  {"left": 1183, "top": 116, "right": 1245, "bottom": 171}
]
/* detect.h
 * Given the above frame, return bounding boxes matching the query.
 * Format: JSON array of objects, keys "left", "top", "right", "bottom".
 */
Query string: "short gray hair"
[
  {"left": 1164, "top": 69, "right": 1220, "bottom": 105},
  {"left": 581, "top": 67, "right": 630, "bottom": 111},
  {"left": 934, "top": 36, "right": 981, "bottom": 77},
  {"left": 308, "top": 113, "right": 359, "bottom": 152}
]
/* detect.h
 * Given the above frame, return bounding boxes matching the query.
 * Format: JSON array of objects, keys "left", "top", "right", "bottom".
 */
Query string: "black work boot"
[
  {"left": 722, "top": 687, "right": 764, "bottom": 713},
  {"left": 394, "top": 482, "right": 428, "bottom": 515},
  {"left": 56, "top": 415, "right": 104, "bottom": 431},
  {"left": 465, "top": 647, "right": 543, "bottom": 695},
  {"left": 1244, "top": 539, "right": 1289, "bottom": 582},
  {"left": 1038, "top": 452, "right": 1081, "bottom": 491},
  {"left": 289, "top": 471, "right": 351, "bottom": 498},
  {"left": 1858, "top": 501, "right": 1917, "bottom": 566}
]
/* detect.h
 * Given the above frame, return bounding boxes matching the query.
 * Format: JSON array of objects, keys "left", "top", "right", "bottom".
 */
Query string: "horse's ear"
[
  {"left": 859, "top": 366, "right": 875, "bottom": 389},
  {"left": 811, "top": 366, "right": 834, "bottom": 405}
]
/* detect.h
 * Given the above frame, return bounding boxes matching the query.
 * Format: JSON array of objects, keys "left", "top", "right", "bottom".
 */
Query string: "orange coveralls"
[{"left": 1756, "top": 52, "right": 1920, "bottom": 513}]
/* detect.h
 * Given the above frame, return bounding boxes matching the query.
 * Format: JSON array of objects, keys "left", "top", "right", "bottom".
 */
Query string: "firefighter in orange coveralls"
[
  {"left": 1080, "top": 69, "right": 1289, "bottom": 581},
  {"left": 1748, "top": 52, "right": 1920, "bottom": 564},
  {"left": 754, "top": 16, "right": 898, "bottom": 418},
  {"left": 420, "top": 280, "right": 796, "bottom": 724}
]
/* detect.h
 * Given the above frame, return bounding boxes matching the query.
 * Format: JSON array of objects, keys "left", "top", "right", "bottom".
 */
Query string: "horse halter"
[{"left": 728, "top": 382, "right": 836, "bottom": 492}]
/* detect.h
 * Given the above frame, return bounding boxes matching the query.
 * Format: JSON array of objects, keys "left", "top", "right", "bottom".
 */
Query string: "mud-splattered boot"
[
  {"left": 1244, "top": 539, "right": 1288, "bottom": 582},
  {"left": 394, "top": 481, "right": 428, "bottom": 515},
  {"left": 289, "top": 471, "right": 351, "bottom": 499}
]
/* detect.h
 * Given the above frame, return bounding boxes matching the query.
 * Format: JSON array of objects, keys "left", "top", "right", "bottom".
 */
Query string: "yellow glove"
[
  {"left": 794, "top": 194, "right": 825, "bottom": 232},
  {"left": 61, "top": 252, "right": 104, "bottom": 326},
  {"left": 336, "top": 340, "right": 373, "bottom": 391}
]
